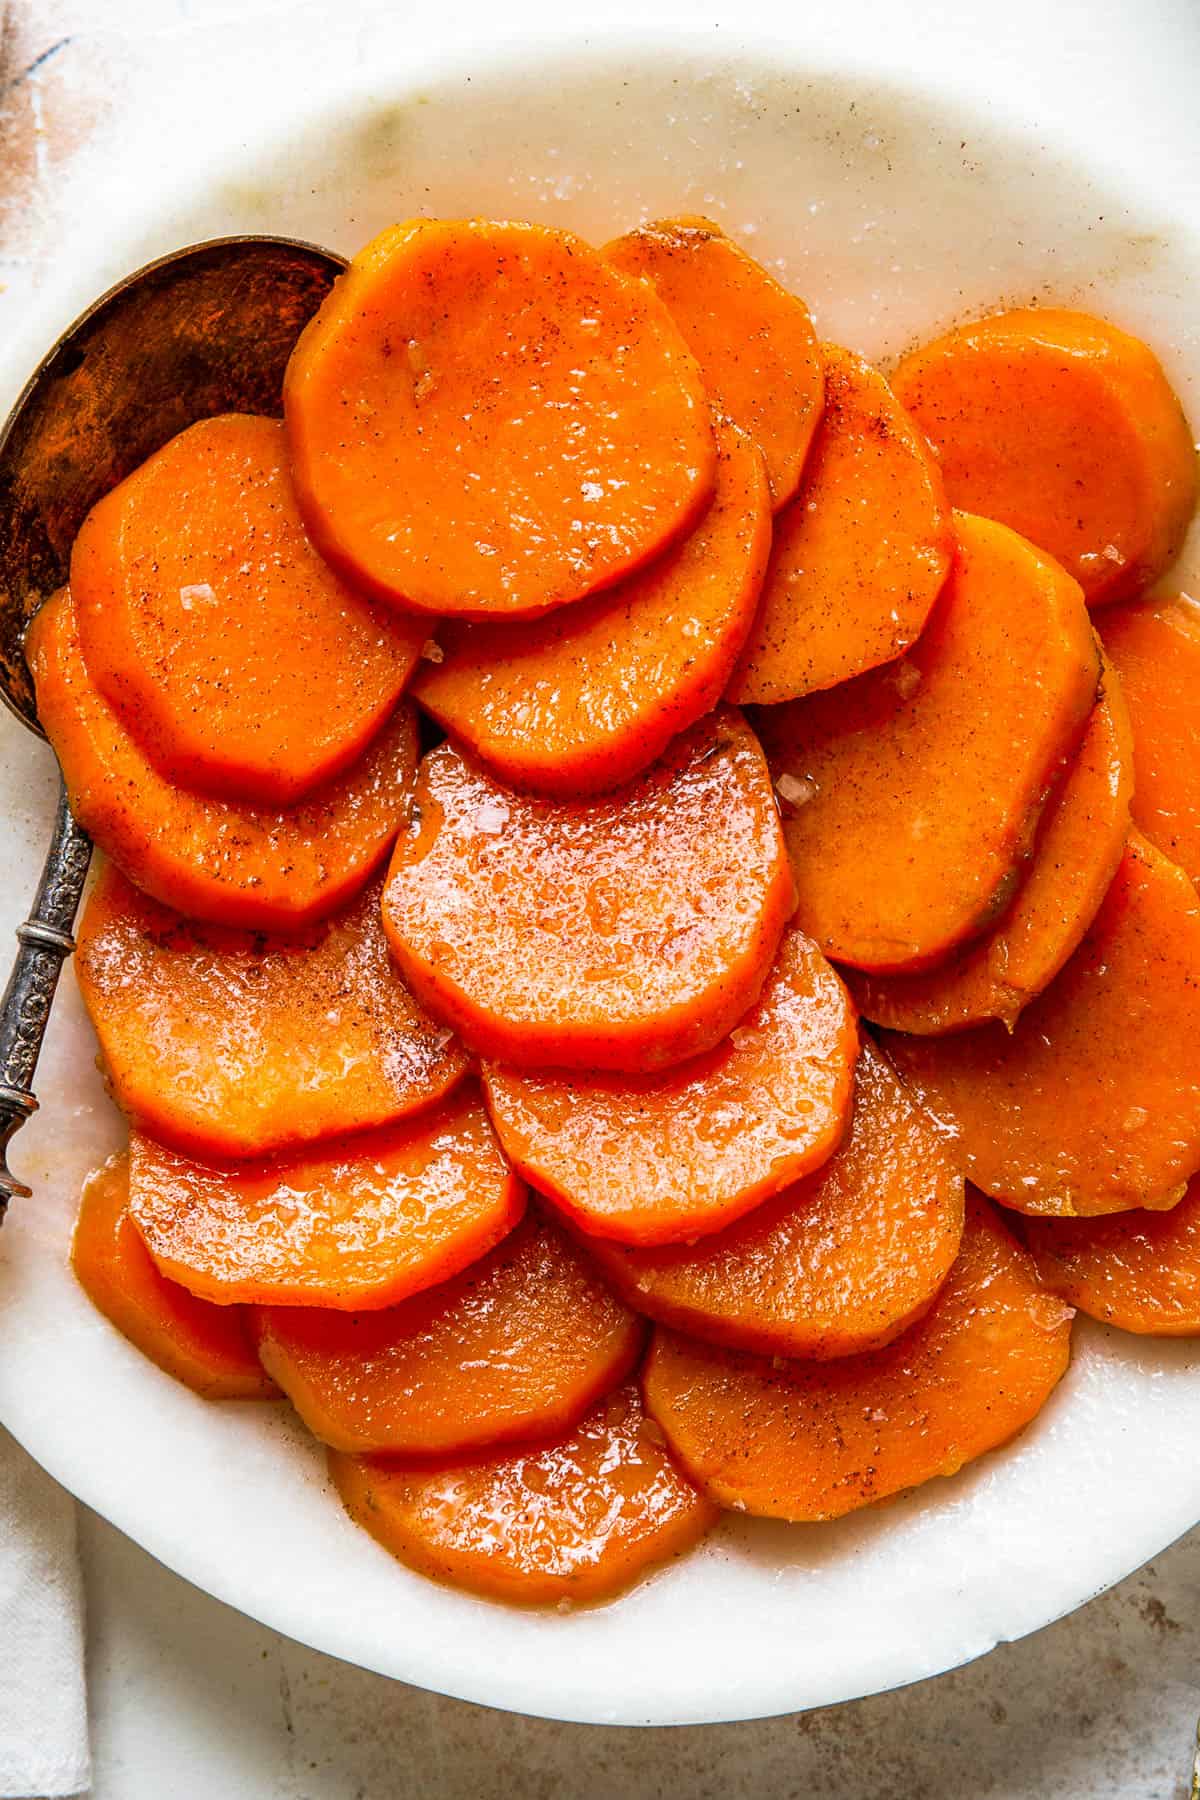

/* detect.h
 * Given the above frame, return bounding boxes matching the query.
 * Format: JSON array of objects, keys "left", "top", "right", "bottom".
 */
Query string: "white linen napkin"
[{"left": 0, "top": 1430, "right": 89, "bottom": 1799}]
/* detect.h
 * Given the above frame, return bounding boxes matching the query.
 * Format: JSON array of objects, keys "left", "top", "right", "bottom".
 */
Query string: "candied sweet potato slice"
[
  {"left": 884, "top": 835, "right": 1200, "bottom": 1215},
  {"left": 728, "top": 344, "right": 953, "bottom": 703},
  {"left": 586, "top": 1039, "right": 963, "bottom": 1357},
  {"left": 73, "top": 1152, "right": 276, "bottom": 1400},
  {"left": 1024, "top": 1175, "right": 1200, "bottom": 1335},
  {"left": 75, "top": 864, "right": 467, "bottom": 1160},
  {"left": 329, "top": 1382, "right": 717, "bottom": 1605},
  {"left": 128, "top": 1087, "right": 524, "bottom": 1309},
  {"left": 382, "top": 708, "right": 795, "bottom": 1072},
  {"left": 603, "top": 216, "right": 823, "bottom": 509},
  {"left": 642, "top": 1196, "right": 1072, "bottom": 1520},
  {"left": 891, "top": 306, "right": 1197, "bottom": 606},
  {"left": 254, "top": 1211, "right": 643, "bottom": 1454},
  {"left": 1098, "top": 592, "right": 1200, "bottom": 887},
  {"left": 28, "top": 588, "right": 417, "bottom": 930},
  {"left": 71, "top": 414, "right": 424, "bottom": 804},
  {"left": 850, "top": 655, "right": 1133, "bottom": 1033},
  {"left": 483, "top": 924, "right": 857, "bottom": 1246},
  {"left": 756, "top": 512, "right": 1100, "bottom": 972},
  {"left": 410, "top": 415, "right": 770, "bottom": 796},
  {"left": 284, "top": 219, "right": 716, "bottom": 617}
]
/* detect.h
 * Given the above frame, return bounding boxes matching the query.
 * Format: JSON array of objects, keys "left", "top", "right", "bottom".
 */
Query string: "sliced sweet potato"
[
  {"left": 410, "top": 415, "right": 770, "bottom": 796},
  {"left": 253, "top": 1211, "right": 643, "bottom": 1454},
  {"left": 891, "top": 306, "right": 1197, "bottom": 606},
  {"left": 728, "top": 344, "right": 953, "bottom": 703},
  {"left": 28, "top": 588, "right": 417, "bottom": 930},
  {"left": 75, "top": 864, "right": 467, "bottom": 1160},
  {"left": 73, "top": 1152, "right": 276, "bottom": 1400},
  {"left": 71, "top": 414, "right": 424, "bottom": 804},
  {"left": 1024, "top": 1174, "right": 1200, "bottom": 1335},
  {"left": 884, "top": 834, "right": 1200, "bottom": 1215},
  {"left": 329, "top": 1382, "right": 718, "bottom": 1605},
  {"left": 285, "top": 218, "right": 716, "bottom": 617},
  {"left": 382, "top": 708, "right": 795, "bottom": 1072},
  {"left": 483, "top": 924, "right": 857, "bottom": 1246},
  {"left": 603, "top": 216, "right": 823, "bottom": 509},
  {"left": 586, "top": 1039, "right": 963, "bottom": 1357},
  {"left": 128, "top": 1086, "right": 524, "bottom": 1309},
  {"left": 642, "top": 1196, "right": 1073, "bottom": 1521},
  {"left": 1098, "top": 592, "right": 1200, "bottom": 886},
  {"left": 755, "top": 512, "right": 1100, "bottom": 972},
  {"left": 850, "top": 655, "right": 1133, "bottom": 1032}
]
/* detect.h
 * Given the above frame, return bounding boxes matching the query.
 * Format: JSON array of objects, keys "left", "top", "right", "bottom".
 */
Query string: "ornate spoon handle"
[{"left": 0, "top": 779, "right": 92, "bottom": 1218}]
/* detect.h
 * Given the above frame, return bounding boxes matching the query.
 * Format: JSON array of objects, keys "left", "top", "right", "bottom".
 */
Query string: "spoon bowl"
[
  {"left": 0, "top": 235, "right": 345, "bottom": 732},
  {"left": 0, "top": 234, "right": 345, "bottom": 1209}
]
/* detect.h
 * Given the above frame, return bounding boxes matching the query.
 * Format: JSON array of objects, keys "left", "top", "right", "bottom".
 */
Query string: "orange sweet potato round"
[
  {"left": 254, "top": 1210, "right": 643, "bottom": 1455},
  {"left": 1024, "top": 1174, "right": 1200, "bottom": 1335},
  {"left": 483, "top": 924, "right": 857, "bottom": 1245},
  {"left": 28, "top": 588, "right": 417, "bottom": 930},
  {"left": 642, "top": 1196, "right": 1073, "bottom": 1520},
  {"left": 382, "top": 708, "right": 795, "bottom": 1072},
  {"left": 891, "top": 306, "right": 1197, "bottom": 606},
  {"left": 850, "top": 655, "right": 1133, "bottom": 1033},
  {"left": 728, "top": 343, "right": 953, "bottom": 703},
  {"left": 603, "top": 216, "right": 823, "bottom": 509},
  {"left": 285, "top": 219, "right": 716, "bottom": 617},
  {"left": 585, "top": 1039, "right": 963, "bottom": 1358},
  {"left": 329, "top": 1382, "right": 718, "bottom": 1605},
  {"left": 71, "top": 414, "right": 424, "bottom": 804},
  {"left": 75, "top": 864, "right": 468, "bottom": 1161},
  {"left": 1098, "top": 592, "right": 1200, "bottom": 887},
  {"left": 73, "top": 1153, "right": 276, "bottom": 1401},
  {"left": 755, "top": 511, "right": 1100, "bottom": 972},
  {"left": 884, "top": 834, "right": 1200, "bottom": 1215},
  {"left": 410, "top": 415, "right": 771, "bottom": 796},
  {"left": 128, "top": 1086, "right": 524, "bottom": 1309}
]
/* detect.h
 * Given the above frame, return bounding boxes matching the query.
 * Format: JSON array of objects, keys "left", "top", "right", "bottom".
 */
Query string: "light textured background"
[{"left": 4, "top": 1, "right": 1200, "bottom": 1794}]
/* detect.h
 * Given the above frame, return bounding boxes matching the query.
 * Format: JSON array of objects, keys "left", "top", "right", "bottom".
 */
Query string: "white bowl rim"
[{"left": 1, "top": 25, "right": 1198, "bottom": 1728}]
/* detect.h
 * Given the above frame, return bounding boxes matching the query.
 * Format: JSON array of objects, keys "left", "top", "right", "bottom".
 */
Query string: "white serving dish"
[{"left": 1, "top": 35, "right": 1198, "bottom": 1728}]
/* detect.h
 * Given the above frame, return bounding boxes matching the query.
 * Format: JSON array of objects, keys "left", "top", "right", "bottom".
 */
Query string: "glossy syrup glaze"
[
  {"left": 75, "top": 864, "right": 468, "bottom": 1159},
  {"left": 729, "top": 342, "right": 952, "bottom": 703},
  {"left": 71, "top": 414, "right": 424, "bottom": 803},
  {"left": 642, "top": 1195, "right": 1072, "bottom": 1521},
  {"left": 329, "top": 1381, "right": 718, "bottom": 1606},
  {"left": 586, "top": 1038, "right": 963, "bottom": 1358},
  {"left": 892, "top": 307, "right": 1199, "bottom": 606},
  {"left": 483, "top": 923, "right": 857, "bottom": 1245},
  {"left": 412, "top": 414, "right": 770, "bottom": 796},
  {"left": 254, "top": 1209, "right": 642, "bottom": 1455},
  {"left": 756, "top": 511, "right": 1100, "bottom": 973},
  {"left": 285, "top": 219, "right": 717, "bottom": 616},
  {"left": 604, "top": 215, "right": 823, "bottom": 510},
  {"left": 1098, "top": 591, "right": 1200, "bottom": 888},
  {"left": 72, "top": 1152, "right": 276, "bottom": 1401},
  {"left": 27, "top": 586, "right": 418, "bottom": 929},
  {"left": 884, "top": 834, "right": 1200, "bottom": 1215},
  {"left": 382, "top": 707, "right": 795, "bottom": 1072},
  {"left": 851, "top": 654, "right": 1134, "bottom": 1033},
  {"left": 127, "top": 1086, "right": 523, "bottom": 1309},
  {"left": 1024, "top": 1172, "right": 1200, "bottom": 1335}
]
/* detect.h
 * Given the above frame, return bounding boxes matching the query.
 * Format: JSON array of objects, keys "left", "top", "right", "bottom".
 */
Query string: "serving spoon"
[{"left": 0, "top": 235, "right": 346, "bottom": 1219}]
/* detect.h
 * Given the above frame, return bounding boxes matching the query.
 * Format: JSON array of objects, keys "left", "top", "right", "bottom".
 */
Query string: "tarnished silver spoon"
[{"left": 0, "top": 235, "right": 346, "bottom": 1217}]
